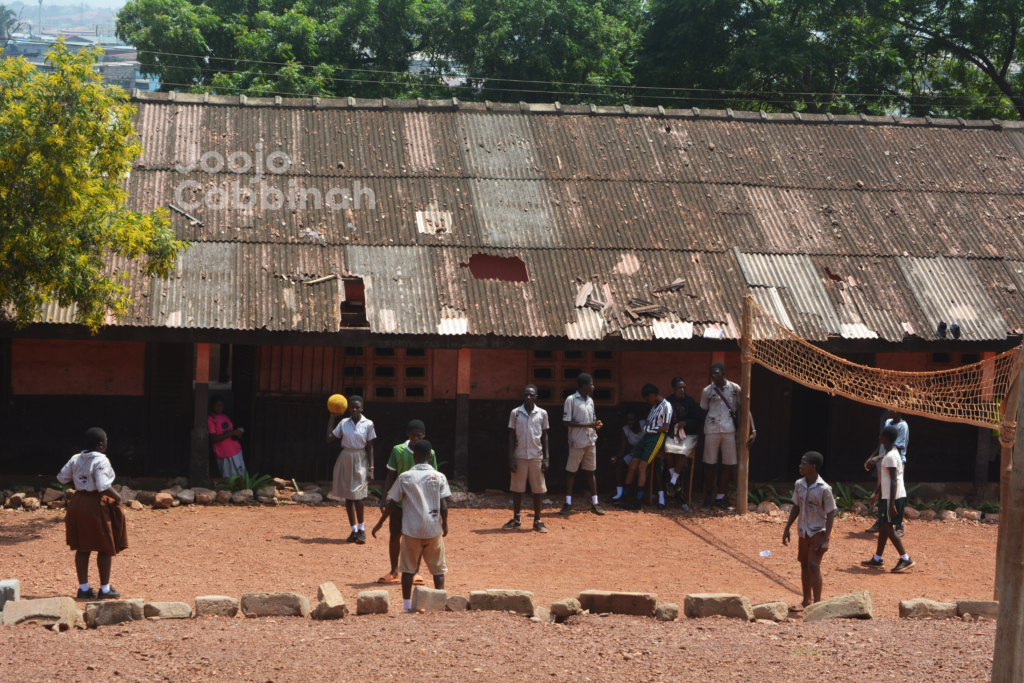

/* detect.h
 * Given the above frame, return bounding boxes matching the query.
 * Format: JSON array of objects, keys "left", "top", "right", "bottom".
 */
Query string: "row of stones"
[
  {"left": 0, "top": 579, "right": 1000, "bottom": 631},
  {"left": 751, "top": 500, "right": 997, "bottom": 523}
]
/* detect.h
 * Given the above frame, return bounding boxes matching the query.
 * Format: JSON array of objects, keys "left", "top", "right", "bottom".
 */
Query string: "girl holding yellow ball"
[{"left": 327, "top": 395, "right": 376, "bottom": 543}]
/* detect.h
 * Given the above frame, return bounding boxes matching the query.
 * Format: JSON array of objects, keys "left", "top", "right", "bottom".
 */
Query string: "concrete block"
[
  {"left": 577, "top": 591, "right": 657, "bottom": 617},
  {"left": 804, "top": 591, "right": 873, "bottom": 622},
  {"left": 957, "top": 600, "right": 999, "bottom": 618},
  {"left": 470, "top": 590, "right": 535, "bottom": 615},
  {"left": 194, "top": 596, "right": 239, "bottom": 618},
  {"left": 899, "top": 598, "right": 956, "bottom": 619},
  {"left": 240, "top": 592, "right": 310, "bottom": 618},
  {"left": 445, "top": 595, "right": 470, "bottom": 612},
  {"left": 144, "top": 602, "right": 192, "bottom": 619},
  {"left": 311, "top": 583, "right": 348, "bottom": 620},
  {"left": 0, "top": 579, "right": 20, "bottom": 613},
  {"left": 411, "top": 587, "right": 447, "bottom": 612},
  {"left": 356, "top": 590, "right": 390, "bottom": 615},
  {"left": 3, "top": 597, "right": 76, "bottom": 629},
  {"left": 85, "top": 599, "right": 144, "bottom": 628},
  {"left": 683, "top": 594, "right": 754, "bottom": 621},
  {"left": 752, "top": 601, "right": 788, "bottom": 622}
]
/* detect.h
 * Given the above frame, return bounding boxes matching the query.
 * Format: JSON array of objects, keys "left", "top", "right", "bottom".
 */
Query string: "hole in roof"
[
  {"left": 461, "top": 254, "right": 529, "bottom": 282},
  {"left": 824, "top": 267, "right": 843, "bottom": 282},
  {"left": 665, "top": 126, "right": 672, "bottom": 133}
]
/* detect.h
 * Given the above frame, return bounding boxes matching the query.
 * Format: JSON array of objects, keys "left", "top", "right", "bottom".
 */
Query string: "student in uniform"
[
  {"left": 561, "top": 373, "right": 605, "bottom": 516},
  {"left": 664, "top": 377, "right": 701, "bottom": 497},
  {"left": 620, "top": 384, "right": 673, "bottom": 511},
  {"left": 208, "top": 395, "right": 245, "bottom": 478},
  {"left": 699, "top": 363, "right": 756, "bottom": 510},
  {"left": 608, "top": 412, "right": 644, "bottom": 504},
  {"left": 866, "top": 409, "right": 910, "bottom": 535},
  {"left": 58, "top": 428, "right": 127, "bottom": 600},
  {"left": 782, "top": 451, "right": 837, "bottom": 610},
  {"left": 378, "top": 420, "right": 437, "bottom": 585},
  {"left": 861, "top": 426, "right": 915, "bottom": 573},
  {"left": 372, "top": 440, "right": 451, "bottom": 613},
  {"left": 504, "top": 385, "right": 551, "bottom": 533},
  {"left": 327, "top": 396, "right": 376, "bottom": 544}
]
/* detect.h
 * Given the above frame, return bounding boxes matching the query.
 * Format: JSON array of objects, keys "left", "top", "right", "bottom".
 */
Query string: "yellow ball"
[{"left": 328, "top": 394, "right": 349, "bottom": 414}]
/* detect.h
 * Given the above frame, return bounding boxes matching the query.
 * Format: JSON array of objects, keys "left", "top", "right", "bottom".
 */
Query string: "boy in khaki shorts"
[
  {"left": 699, "top": 362, "right": 756, "bottom": 510},
  {"left": 372, "top": 440, "right": 450, "bottom": 612},
  {"left": 562, "top": 373, "right": 604, "bottom": 516},
  {"left": 504, "top": 385, "right": 551, "bottom": 533}
]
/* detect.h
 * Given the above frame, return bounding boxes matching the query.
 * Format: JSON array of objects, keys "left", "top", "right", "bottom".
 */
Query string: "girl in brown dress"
[{"left": 57, "top": 428, "right": 128, "bottom": 600}]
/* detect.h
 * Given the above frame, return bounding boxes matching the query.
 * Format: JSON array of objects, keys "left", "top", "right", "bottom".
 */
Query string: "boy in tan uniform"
[
  {"left": 372, "top": 440, "right": 451, "bottom": 612},
  {"left": 504, "top": 385, "right": 550, "bottom": 533}
]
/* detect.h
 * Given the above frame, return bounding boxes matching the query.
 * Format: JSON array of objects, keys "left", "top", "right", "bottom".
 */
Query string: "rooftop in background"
[{"left": 34, "top": 94, "right": 1024, "bottom": 344}]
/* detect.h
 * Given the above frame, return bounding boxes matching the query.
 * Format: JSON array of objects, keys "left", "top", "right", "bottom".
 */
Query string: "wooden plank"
[
  {"left": 992, "top": 354, "right": 1024, "bottom": 683},
  {"left": 737, "top": 297, "right": 752, "bottom": 515},
  {"left": 574, "top": 282, "right": 594, "bottom": 308}
]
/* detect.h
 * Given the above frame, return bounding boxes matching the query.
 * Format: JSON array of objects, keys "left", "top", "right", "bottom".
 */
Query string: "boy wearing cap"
[
  {"left": 504, "top": 385, "right": 551, "bottom": 533},
  {"left": 562, "top": 373, "right": 604, "bottom": 516},
  {"left": 373, "top": 440, "right": 451, "bottom": 612}
]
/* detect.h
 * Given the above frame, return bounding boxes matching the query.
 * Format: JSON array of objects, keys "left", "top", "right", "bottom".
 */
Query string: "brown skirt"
[{"left": 65, "top": 490, "right": 129, "bottom": 556}]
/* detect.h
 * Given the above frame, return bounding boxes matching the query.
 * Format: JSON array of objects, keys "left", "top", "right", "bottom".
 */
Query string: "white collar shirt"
[
  {"left": 388, "top": 464, "right": 452, "bottom": 539},
  {"left": 509, "top": 404, "right": 549, "bottom": 459}
]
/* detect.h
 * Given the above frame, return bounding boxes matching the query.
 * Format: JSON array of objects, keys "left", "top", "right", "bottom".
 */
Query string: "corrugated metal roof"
[
  {"left": 736, "top": 252, "right": 842, "bottom": 340},
  {"left": 896, "top": 257, "right": 1009, "bottom": 341}
]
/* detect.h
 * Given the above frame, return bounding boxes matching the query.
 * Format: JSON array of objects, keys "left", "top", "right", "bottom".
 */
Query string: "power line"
[{"left": 134, "top": 48, "right": 1020, "bottom": 105}]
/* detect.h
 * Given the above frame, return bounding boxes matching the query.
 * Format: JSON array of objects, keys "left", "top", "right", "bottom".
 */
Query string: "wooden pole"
[
  {"left": 995, "top": 368, "right": 1019, "bottom": 601},
  {"left": 189, "top": 343, "right": 211, "bottom": 487},
  {"left": 737, "top": 296, "right": 753, "bottom": 515},
  {"left": 992, "top": 354, "right": 1024, "bottom": 683}
]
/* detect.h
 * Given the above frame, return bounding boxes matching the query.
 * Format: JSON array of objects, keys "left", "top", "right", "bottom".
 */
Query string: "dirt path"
[{"left": 1, "top": 504, "right": 995, "bottom": 618}]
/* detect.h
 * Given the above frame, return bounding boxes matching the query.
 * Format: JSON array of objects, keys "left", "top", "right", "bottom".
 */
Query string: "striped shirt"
[
  {"left": 644, "top": 399, "right": 673, "bottom": 434},
  {"left": 793, "top": 475, "right": 837, "bottom": 538}
]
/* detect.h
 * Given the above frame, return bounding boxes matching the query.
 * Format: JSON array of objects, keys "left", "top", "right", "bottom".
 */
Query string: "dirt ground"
[
  {"left": 2, "top": 612, "right": 996, "bottom": 682},
  {"left": 2, "top": 503, "right": 996, "bottom": 618}
]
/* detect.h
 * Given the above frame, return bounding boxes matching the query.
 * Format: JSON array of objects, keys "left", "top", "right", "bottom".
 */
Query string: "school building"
[{"left": 2, "top": 93, "right": 1023, "bottom": 492}]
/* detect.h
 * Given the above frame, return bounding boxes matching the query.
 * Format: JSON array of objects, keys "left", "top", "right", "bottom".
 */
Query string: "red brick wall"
[{"left": 11, "top": 339, "right": 146, "bottom": 395}]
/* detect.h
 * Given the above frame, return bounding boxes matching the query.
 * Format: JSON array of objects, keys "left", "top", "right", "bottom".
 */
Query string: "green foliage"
[
  {"left": 978, "top": 500, "right": 1000, "bottom": 515},
  {"left": 422, "top": 0, "right": 642, "bottom": 103},
  {"left": 0, "top": 42, "right": 186, "bottom": 331},
  {"left": 117, "top": 0, "right": 449, "bottom": 98},
  {"left": 50, "top": 481, "right": 72, "bottom": 492},
  {"left": 369, "top": 485, "right": 384, "bottom": 498},
  {"left": 832, "top": 482, "right": 860, "bottom": 512},
  {"left": 219, "top": 470, "right": 273, "bottom": 492},
  {"left": 928, "top": 497, "right": 963, "bottom": 512}
]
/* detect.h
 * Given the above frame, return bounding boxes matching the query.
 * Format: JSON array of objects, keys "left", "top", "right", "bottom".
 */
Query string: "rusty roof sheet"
[{"left": 896, "top": 257, "right": 1009, "bottom": 341}]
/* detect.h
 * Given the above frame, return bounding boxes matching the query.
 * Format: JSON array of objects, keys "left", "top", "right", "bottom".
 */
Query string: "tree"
[
  {"left": 116, "top": 0, "right": 448, "bottom": 98},
  {"left": 1, "top": 4, "right": 19, "bottom": 47},
  {"left": 421, "top": 0, "right": 642, "bottom": 103},
  {"left": 0, "top": 42, "right": 186, "bottom": 332},
  {"left": 868, "top": 0, "right": 1024, "bottom": 119},
  {"left": 636, "top": 0, "right": 919, "bottom": 114}
]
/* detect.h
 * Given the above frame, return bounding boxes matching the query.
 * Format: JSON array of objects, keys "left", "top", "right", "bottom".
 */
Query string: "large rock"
[
  {"left": 550, "top": 598, "right": 583, "bottom": 619},
  {"left": 956, "top": 508, "right": 982, "bottom": 521},
  {"left": 216, "top": 490, "right": 232, "bottom": 504},
  {"left": 167, "top": 477, "right": 189, "bottom": 489},
  {"left": 984, "top": 513, "right": 1000, "bottom": 525},
  {"left": 532, "top": 606, "right": 553, "bottom": 623},
  {"left": 311, "top": 583, "right": 349, "bottom": 620},
  {"left": 135, "top": 491, "right": 156, "bottom": 506},
  {"left": 175, "top": 489, "right": 195, "bottom": 505},
  {"left": 899, "top": 598, "right": 956, "bottom": 619},
  {"left": 957, "top": 600, "right": 999, "bottom": 619},
  {"left": 256, "top": 486, "right": 277, "bottom": 499},
  {"left": 804, "top": 591, "right": 873, "bottom": 622},
  {"left": 445, "top": 595, "right": 470, "bottom": 612},
  {"left": 937, "top": 510, "right": 957, "bottom": 521},
  {"left": 193, "top": 488, "right": 216, "bottom": 505},
  {"left": 42, "top": 488, "right": 65, "bottom": 503},
  {"left": 194, "top": 596, "right": 238, "bottom": 618},
  {"left": 0, "top": 579, "right": 20, "bottom": 612},
  {"left": 22, "top": 497, "right": 40, "bottom": 511},
  {"left": 752, "top": 601, "right": 788, "bottom": 622},
  {"left": 903, "top": 507, "right": 921, "bottom": 520},
  {"left": 755, "top": 501, "right": 780, "bottom": 514},
  {"left": 357, "top": 590, "right": 390, "bottom": 615},
  {"left": 683, "top": 594, "right": 754, "bottom": 621},
  {"left": 3, "top": 597, "right": 77, "bottom": 629},
  {"left": 153, "top": 493, "right": 174, "bottom": 509},
  {"left": 412, "top": 587, "right": 448, "bottom": 612},
  {"left": 920, "top": 509, "right": 938, "bottom": 520},
  {"left": 144, "top": 602, "right": 192, "bottom": 619},
  {"left": 85, "top": 599, "right": 144, "bottom": 628},
  {"left": 272, "top": 478, "right": 290, "bottom": 489},
  {"left": 852, "top": 502, "right": 869, "bottom": 516},
  {"left": 231, "top": 490, "right": 254, "bottom": 504},
  {"left": 6, "top": 492, "right": 25, "bottom": 508},
  {"left": 240, "top": 592, "right": 310, "bottom": 618},
  {"left": 577, "top": 591, "right": 657, "bottom": 617},
  {"left": 470, "top": 590, "right": 536, "bottom": 615},
  {"left": 292, "top": 492, "right": 323, "bottom": 504},
  {"left": 656, "top": 603, "right": 679, "bottom": 621},
  {"left": 119, "top": 487, "right": 138, "bottom": 503},
  {"left": 161, "top": 485, "right": 183, "bottom": 496},
  {"left": 128, "top": 500, "right": 144, "bottom": 511}
]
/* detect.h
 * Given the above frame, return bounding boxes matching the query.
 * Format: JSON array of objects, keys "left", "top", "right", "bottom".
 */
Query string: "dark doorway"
[
  {"left": 145, "top": 343, "right": 193, "bottom": 477},
  {"left": 788, "top": 383, "right": 832, "bottom": 479}
]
